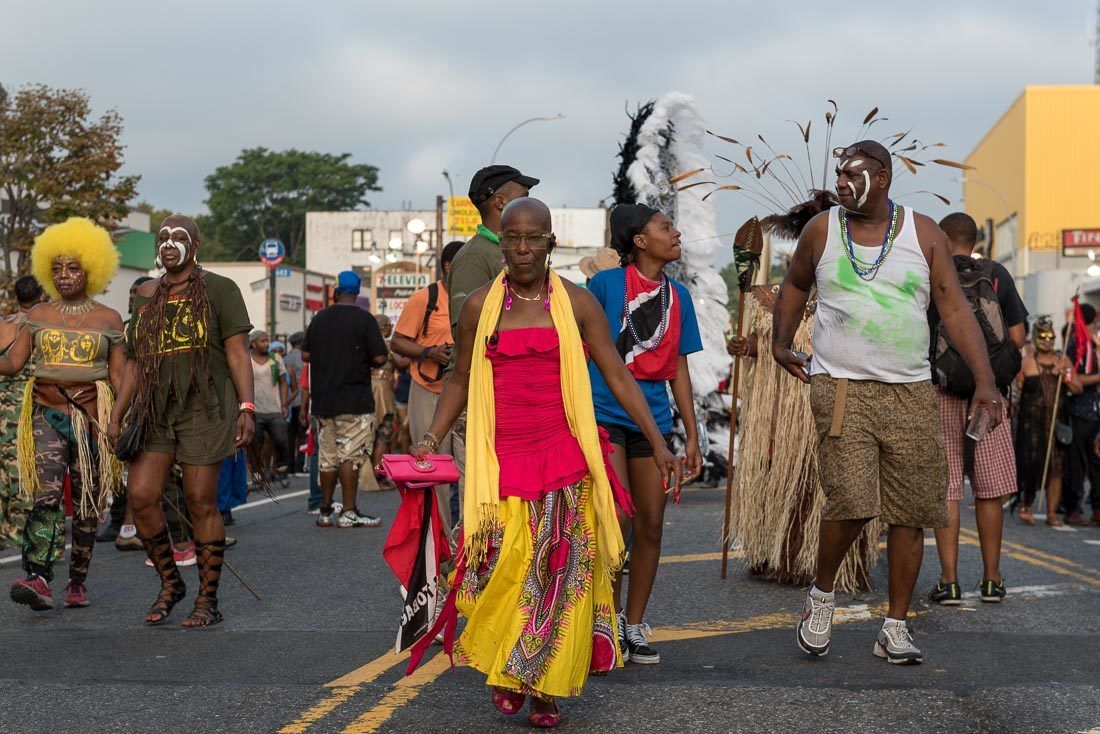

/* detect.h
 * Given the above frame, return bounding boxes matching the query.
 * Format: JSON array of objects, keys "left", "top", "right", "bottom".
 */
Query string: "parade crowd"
[{"left": 2, "top": 148, "right": 1098, "bottom": 728}]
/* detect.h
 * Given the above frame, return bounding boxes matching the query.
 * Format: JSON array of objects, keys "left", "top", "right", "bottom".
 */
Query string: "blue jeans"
[{"left": 308, "top": 420, "right": 322, "bottom": 510}]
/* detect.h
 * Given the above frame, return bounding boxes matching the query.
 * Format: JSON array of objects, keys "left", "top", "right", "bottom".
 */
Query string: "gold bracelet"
[{"left": 421, "top": 432, "right": 441, "bottom": 451}]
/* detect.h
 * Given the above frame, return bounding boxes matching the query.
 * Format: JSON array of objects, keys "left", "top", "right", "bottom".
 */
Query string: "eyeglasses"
[
  {"left": 832, "top": 145, "right": 891, "bottom": 171},
  {"left": 500, "top": 231, "right": 553, "bottom": 250}
]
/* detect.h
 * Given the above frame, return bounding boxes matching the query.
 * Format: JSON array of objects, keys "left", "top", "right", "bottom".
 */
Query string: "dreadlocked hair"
[
  {"left": 760, "top": 190, "right": 839, "bottom": 241},
  {"left": 129, "top": 266, "right": 214, "bottom": 429}
]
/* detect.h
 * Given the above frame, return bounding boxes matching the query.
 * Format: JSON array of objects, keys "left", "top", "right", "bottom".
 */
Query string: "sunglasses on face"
[{"left": 500, "top": 231, "right": 553, "bottom": 250}]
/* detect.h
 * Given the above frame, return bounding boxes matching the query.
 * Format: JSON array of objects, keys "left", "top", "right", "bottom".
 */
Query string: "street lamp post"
[{"left": 490, "top": 114, "right": 565, "bottom": 164}]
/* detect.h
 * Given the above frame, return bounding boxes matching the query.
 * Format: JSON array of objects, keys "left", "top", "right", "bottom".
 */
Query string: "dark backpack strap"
[{"left": 421, "top": 282, "right": 439, "bottom": 337}]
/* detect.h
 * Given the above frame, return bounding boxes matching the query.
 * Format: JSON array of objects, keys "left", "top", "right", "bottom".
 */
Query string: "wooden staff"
[
  {"left": 721, "top": 217, "right": 763, "bottom": 580},
  {"left": 721, "top": 289, "right": 747, "bottom": 580},
  {"left": 1038, "top": 367, "right": 1064, "bottom": 514}
]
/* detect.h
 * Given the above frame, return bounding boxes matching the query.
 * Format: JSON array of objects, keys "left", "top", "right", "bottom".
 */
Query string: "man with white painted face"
[
  {"left": 772, "top": 140, "right": 1002, "bottom": 665},
  {"left": 109, "top": 215, "right": 255, "bottom": 628}
]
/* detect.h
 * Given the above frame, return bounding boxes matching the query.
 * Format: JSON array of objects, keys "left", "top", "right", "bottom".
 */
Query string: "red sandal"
[
  {"left": 491, "top": 687, "right": 526, "bottom": 716},
  {"left": 528, "top": 700, "right": 560, "bottom": 728}
]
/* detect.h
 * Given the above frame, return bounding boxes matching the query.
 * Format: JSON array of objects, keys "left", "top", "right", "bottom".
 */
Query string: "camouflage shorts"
[
  {"left": 810, "top": 375, "right": 949, "bottom": 529},
  {"left": 317, "top": 414, "right": 375, "bottom": 472}
]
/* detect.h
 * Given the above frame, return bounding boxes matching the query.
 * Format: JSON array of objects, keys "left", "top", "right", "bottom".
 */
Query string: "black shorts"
[{"left": 599, "top": 422, "right": 671, "bottom": 460}]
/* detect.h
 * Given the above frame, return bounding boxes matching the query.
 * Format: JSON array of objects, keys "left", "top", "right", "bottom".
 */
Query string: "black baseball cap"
[{"left": 468, "top": 165, "right": 540, "bottom": 205}]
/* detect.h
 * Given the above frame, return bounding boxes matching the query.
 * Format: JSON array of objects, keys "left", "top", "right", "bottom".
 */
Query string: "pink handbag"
[{"left": 379, "top": 454, "right": 459, "bottom": 489}]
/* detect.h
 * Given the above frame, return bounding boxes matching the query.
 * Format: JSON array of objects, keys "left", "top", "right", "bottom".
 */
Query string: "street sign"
[
  {"left": 447, "top": 197, "right": 480, "bottom": 238},
  {"left": 250, "top": 278, "right": 269, "bottom": 293},
  {"left": 276, "top": 266, "right": 292, "bottom": 278},
  {"left": 1062, "top": 228, "right": 1100, "bottom": 257},
  {"left": 259, "top": 238, "right": 286, "bottom": 267}
]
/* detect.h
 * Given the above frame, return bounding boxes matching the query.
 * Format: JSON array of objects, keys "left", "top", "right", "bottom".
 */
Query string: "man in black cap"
[{"left": 446, "top": 165, "right": 539, "bottom": 328}]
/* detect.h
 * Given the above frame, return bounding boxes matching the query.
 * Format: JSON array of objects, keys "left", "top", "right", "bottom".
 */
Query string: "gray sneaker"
[
  {"left": 337, "top": 508, "right": 381, "bottom": 528},
  {"left": 873, "top": 623, "right": 922, "bottom": 665},
  {"left": 796, "top": 588, "right": 835, "bottom": 656}
]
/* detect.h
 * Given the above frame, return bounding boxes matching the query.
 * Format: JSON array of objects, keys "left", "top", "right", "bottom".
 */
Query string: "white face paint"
[
  {"left": 856, "top": 170, "right": 871, "bottom": 208},
  {"left": 835, "top": 158, "right": 874, "bottom": 210},
  {"left": 156, "top": 226, "right": 194, "bottom": 269}
]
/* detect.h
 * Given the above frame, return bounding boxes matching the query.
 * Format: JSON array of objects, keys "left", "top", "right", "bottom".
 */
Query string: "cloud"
[{"left": 0, "top": 0, "right": 1092, "bottom": 262}]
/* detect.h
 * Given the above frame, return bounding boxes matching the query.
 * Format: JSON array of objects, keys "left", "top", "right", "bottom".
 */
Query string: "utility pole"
[{"left": 435, "top": 195, "right": 445, "bottom": 281}]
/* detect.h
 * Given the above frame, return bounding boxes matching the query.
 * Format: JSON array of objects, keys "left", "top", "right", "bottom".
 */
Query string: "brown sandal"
[
  {"left": 181, "top": 540, "right": 225, "bottom": 629},
  {"left": 1019, "top": 506, "right": 1035, "bottom": 525},
  {"left": 140, "top": 528, "right": 186, "bottom": 626}
]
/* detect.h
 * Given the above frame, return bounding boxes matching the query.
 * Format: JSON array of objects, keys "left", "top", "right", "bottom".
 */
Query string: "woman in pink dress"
[{"left": 411, "top": 198, "right": 681, "bottom": 727}]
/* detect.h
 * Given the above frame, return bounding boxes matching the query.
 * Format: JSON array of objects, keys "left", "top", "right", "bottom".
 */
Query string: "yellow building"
[{"left": 964, "top": 85, "right": 1100, "bottom": 316}]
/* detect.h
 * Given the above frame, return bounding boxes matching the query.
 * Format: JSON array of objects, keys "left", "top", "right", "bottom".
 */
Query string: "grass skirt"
[{"left": 455, "top": 476, "right": 620, "bottom": 699}]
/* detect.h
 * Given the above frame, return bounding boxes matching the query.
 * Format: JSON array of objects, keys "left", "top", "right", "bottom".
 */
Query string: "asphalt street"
[{"left": 1, "top": 478, "right": 1098, "bottom": 734}]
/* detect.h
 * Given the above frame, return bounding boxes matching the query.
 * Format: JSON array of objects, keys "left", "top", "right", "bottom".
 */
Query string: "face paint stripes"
[
  {"left": 857, "top": 170, "right": 871, "bottom": 208},
  {"left": 159, "top": 226, "right": 193, "bottom": 245}
]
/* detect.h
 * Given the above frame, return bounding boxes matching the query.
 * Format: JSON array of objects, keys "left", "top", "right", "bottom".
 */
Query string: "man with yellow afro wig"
[{"left": 30, "top": 217, "right": 120, "bottom": 300}]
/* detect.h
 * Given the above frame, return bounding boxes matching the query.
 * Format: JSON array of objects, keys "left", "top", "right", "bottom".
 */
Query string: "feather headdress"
[{"left": 686, "top": 101, "right": 973, "bottom": 240}]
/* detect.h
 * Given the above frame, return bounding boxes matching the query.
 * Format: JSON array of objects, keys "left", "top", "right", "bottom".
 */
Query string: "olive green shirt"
[
  {"left": 126, "top": 271, "right": 252, "bottom": 417},
  {"left": 445, "top": 232, "right": 502, "bottom": 331},
  {"left": 29, "top": 322, "right": 123, "bottom": 384}
]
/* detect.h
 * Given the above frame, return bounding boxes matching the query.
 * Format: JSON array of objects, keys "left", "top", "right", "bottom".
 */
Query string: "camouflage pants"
[
  {"left": 22, "top": 411, "right": 99, "bottom": 583},
  {"left": 0, "top": 379, "right": 29, "bottom": 548}
]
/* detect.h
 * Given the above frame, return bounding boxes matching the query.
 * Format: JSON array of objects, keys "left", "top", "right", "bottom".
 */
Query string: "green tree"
[
  {"left": 0, "top": 83, "right": 139, "bottom": 281},
  {"left": 202, "top": 148, "right": 381, "bottom": 267}
]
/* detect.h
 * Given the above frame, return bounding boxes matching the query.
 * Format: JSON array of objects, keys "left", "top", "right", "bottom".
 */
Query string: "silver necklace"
[{"left": 53, "top": 298, "right": 93, "bottom": 315}]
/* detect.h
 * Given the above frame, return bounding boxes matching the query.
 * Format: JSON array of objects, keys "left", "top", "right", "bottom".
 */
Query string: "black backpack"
[{"left": 932, "top": 256, "right": 1021, "bottom": 396}]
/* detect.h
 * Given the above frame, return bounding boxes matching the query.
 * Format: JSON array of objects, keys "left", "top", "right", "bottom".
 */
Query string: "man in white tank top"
[{"left": 771, "top": 140, "right": 1002, "bottom": 666}]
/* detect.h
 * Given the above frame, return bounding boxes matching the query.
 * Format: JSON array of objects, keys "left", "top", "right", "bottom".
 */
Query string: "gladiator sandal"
[
  {"left": 140, "top": 528, "right": 186, "bottom": 626},
  {"left": 182, "top": 539, "right": 225, "bottom": 629}
]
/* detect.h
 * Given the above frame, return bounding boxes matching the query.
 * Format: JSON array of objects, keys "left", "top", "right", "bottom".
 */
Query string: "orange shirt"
[{"left": 394, "top": 281, "right": 452, "bottom": 393}]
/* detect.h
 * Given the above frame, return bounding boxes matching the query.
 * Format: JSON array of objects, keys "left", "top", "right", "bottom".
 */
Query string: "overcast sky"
[{"left": 3, "top": 1, "right": 1094, "bottom": 263}]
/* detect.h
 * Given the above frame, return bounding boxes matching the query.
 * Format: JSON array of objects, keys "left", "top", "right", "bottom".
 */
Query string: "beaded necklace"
[
  {"left": 839, "top": 200, "right": 901, "bottom": 282},
  {"left": 623, "top": 267, "right": 670, "bottom": 352}
]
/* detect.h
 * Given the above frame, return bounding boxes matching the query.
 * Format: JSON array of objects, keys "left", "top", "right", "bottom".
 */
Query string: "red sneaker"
[
  {"left": 10, "top": 576, "right": 53, "bottom": 611},
  {"left": 174, "top": 541, "right": 197, "bottom": 567},
  {"left": 64, "top": 580, "right": 90, "bottom": 608}
]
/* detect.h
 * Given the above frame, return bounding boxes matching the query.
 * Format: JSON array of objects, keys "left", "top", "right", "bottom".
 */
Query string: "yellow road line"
[
  {"left": 342, "top": 652, "right": 451, "bottom": 734},
  {"left": 326, "top": 651, "right": 409, "bottom": 688},
  {"left": 278, "top": 686, "right": 361, "bottom": 734},
  {"left": 651, "top": 602, "right": 891, "bottom": 643},
  {"left": 661, "top": 551, "right": 732, "bottom": 564},
  {"left": 958, "top": 527, "right": 1100, "bottom": 580}
]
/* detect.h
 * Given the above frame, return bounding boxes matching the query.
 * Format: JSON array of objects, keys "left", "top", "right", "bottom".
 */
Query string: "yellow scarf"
[{"left": 464, "top": 270, "right": 626, "bottom": 574}]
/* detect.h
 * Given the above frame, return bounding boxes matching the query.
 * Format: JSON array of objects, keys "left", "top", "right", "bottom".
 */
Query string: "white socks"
[
  {"left": 883, "top": 617, "right": 906, "bottom": 628},
  {"left": 118, "top": 524, "right": 137, "bottom": 539},
  {"left": 810, "top": 584, "right": 835, "bottom": 601}
]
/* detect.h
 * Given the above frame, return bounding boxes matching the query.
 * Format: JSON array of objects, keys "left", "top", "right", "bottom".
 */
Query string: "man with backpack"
[
  {"left": 390, "top": 240, "right": 465, "bottom": 528},
  {"left": 929, "top": 213, "right": 1027, "bottom": 606}
]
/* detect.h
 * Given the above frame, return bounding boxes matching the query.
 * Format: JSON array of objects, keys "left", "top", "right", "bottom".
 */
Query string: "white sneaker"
[
  {"left": 336, "top": 508, "right": 381, "bottom": 528},
  {"left": 624, "top": 622, "right": 660, "bottom": 664},
  {"left": 332, "top": 502, "right": 344, "bottom": 516},
  {"left": 796, "top": 587, "right": 835, "bottom": 657},
  {"left": 873, "top": 622, "right": 922, "bottom": 665}
]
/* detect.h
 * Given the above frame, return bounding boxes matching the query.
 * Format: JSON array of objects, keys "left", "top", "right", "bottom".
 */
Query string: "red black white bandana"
[{"left": 617, "top": 264, "right": 681, "bottom": 381}]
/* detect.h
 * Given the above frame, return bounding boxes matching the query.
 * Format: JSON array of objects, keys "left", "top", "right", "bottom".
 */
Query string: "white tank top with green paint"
[{"left": 810, "top": 204, "right": 931, "bottom": 383}]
